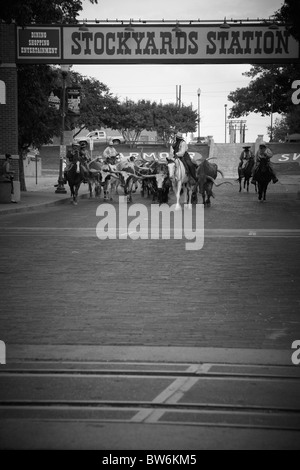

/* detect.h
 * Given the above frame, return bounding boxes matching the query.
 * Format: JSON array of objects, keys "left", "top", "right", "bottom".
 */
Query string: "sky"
[{"left": 73, "top": 0, "right": 285, "bottom": 143}]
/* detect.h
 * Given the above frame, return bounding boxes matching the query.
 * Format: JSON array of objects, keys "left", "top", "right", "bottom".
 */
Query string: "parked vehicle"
[{"left": 73, "top": 130, "right": 126, "bottom": 146}]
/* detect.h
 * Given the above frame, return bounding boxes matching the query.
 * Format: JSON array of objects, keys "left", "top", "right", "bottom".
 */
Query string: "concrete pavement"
[{"left": 0, "top": 175, "right": 90, "bottom": 215}]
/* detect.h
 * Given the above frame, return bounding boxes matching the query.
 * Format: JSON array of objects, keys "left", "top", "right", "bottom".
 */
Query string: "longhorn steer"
[
  {"left": 196, "top": 159, "right": 226, "bottom": 207},
  {"left": 141, "top": 163, "right": 170, "bottom": 204}
]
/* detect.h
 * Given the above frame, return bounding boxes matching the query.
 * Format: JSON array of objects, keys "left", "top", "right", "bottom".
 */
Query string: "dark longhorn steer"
[
  {"left": 114, "top": 167, "right": 138, "bottom": 203},
  {"left": 196, "top": 159, "right": 229, "bottom": 207},
  {"left": 153, "top": 172, "right": 171, "bottom": 204},
  {"left": 141, "top": 163, "right": 171, "bottom": 205}
]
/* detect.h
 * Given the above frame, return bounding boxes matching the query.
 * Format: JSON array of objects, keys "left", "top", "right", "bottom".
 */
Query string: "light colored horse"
[{"left": 167, "top": 158, "right": 197, "bottom": 210}]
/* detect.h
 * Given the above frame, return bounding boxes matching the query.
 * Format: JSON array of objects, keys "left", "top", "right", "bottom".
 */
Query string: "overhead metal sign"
[{"left": 16, "top": 24, "right": 300, "bottom": 64}]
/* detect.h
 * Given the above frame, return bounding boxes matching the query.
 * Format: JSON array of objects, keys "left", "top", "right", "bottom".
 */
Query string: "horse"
[
  {"left": 255, "top": 158, "right": 273, "bottom": 202},
  {"left": 167, "top": 157, "right": 197, "bottom": 210},
  {"left": 238, "top": 158, "right": 256, "bottom": 193},
  {"left": 65, "top": 158, "right": 85, "bottom": 205}
]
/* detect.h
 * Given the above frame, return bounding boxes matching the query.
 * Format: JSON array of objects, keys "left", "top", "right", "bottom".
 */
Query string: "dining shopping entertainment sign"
[{"left": 16, "top": 23, "right": 300, "bottom": 65}]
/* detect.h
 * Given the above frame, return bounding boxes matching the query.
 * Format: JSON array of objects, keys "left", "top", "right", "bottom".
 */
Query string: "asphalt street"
[{"left": 0, "top": 183, "right": 300, "bottom": 449}]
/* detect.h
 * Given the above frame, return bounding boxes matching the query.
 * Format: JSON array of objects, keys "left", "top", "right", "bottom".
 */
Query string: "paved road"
[
  {"left": 0, "top": 184, "right": 300, "bottom": 449},
  {"left": 0, "top": 185, "right": 300, "bottom": 349}
]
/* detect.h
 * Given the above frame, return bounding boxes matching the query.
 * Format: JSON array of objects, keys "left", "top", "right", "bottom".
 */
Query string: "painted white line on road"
[{"left": 131, "top": 364, "right": 211, "bottom": 424}]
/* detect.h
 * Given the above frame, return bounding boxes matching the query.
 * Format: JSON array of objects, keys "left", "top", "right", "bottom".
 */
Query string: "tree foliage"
[
  {"left": 274, "top": 0, "right": 300, "bottom": 42},
  {"left": 0, "top": 0, "right": 98, "bottom": 189},
  {"left": 1, "top": 0, "right": 97, "bottom": 25},
  {"left": 18, "top": 65, "right": 61, "bottom": 152},
  {"left": 67, "top": 72, "right": 121, "bottom": 136},
  {"left": 114, "top": 101, "right": 198, "bottom": 146},
  {"left": 227, "top": 0, "right": 300, "bottom": 141}
]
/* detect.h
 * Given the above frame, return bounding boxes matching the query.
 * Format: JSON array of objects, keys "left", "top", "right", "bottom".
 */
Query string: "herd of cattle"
[{"left": 84, "top": 155, "right": 231, "bottom": 206}]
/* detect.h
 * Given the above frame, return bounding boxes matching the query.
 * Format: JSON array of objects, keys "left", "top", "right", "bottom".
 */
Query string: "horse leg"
[
  {"left": 258, "top": 184, "right": 262, "bottom": 201},
  {"left": 127, "top": 178, "right": 134, "bottom": 203},
  {"left": 187, "top": 185, "right": 192, "bottom": 210},
  {"left": 88, "top": 182, "right": 93, "bottom": 198},
  {"left": 95, "top": 180, "right": 101, "bottom": 197},
  {"left": 239, "top": 177, "right": 242, "bottom": 193},
  {"left": 264, "top": 186, "right": 267, "bottom": 201},
  {"left": 74, "top": 183, "right": 81, "bottom": 205},
  {"left": 174, "top": 180, "right": 182, "bottom": 211},
  {"left": 69, "top": 185, "right": 75, "bottom": 203},
  {"left": 103, "top": 181, "right": 108, "bottom": 201}
]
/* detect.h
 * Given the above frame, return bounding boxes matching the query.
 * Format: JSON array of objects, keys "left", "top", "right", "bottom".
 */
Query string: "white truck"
[{"left": 73, "top": 130, "right": 126, "bottom": 146}]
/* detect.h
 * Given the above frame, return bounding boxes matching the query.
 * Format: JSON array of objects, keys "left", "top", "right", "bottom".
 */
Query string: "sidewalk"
[{"left": 0, "top": 175, "right": 89, "bottom": 215}]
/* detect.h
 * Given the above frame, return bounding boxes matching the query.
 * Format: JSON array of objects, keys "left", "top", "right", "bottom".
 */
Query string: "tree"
[
  {"left": 227, "top": 0, "right": 300, "bottom": 141},
  {"left": 274, "top": 0, "right": 300, "bottom": 42},
  {"left": 267, "top": 116, "right": 289, "bottom": 142},
  {"left": 115, "top": 101, "right": 198, "bottom": 147},
  {"left": 153, "top": 103, "right": 198, "bottom": 145},
  {"left": 113, "top": 100, "right": 156, "bottom": 146},
  {"left": 1, "top": 0, "right": 98, "bottom": 190},
  {"left": 68, "top": 73, "right": 121, "bottom": 136}
]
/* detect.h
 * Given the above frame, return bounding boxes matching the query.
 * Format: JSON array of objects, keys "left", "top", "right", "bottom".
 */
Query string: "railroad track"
[{"left": 0, "top": 361, "right": 300, "bottom": 432}]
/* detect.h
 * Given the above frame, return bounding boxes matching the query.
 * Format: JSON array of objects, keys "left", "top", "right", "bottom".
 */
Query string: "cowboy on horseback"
[
  {"left": 172, "top": 132, "right": 197, "bottom": 182},
  {"left": 79, "top": 141, "right": 92, "bottom": 182},
  {"left": 63, "top": 142, "right": 80, "bottom": 184},
  {"left": 238, "top": 145, "right": 254, "bottom": 172},
  {"left": 63, "top": 141, "right": 91, "bottom": 184},
  {"left": 251, "top": 142, "right": 278, "bottom": 185},
  {"left": 103, "top": 140, "right": 120, "bottom": 162}
]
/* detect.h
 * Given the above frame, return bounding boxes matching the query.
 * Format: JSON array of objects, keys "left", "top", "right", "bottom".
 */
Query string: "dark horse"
[
  {"left": 238, "top": 158, "right": 256, "bottom": 193},
  {"left": 66, "top": 158, "right": 85, "bottom": 205},
  {"left": 255, "top": 158, "right": 273, "bottom": 202}
]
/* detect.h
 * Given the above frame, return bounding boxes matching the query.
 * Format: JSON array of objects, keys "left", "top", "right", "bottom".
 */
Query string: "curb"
[{"left": 0, "top": 192, "right": 89, "bottom": 215}]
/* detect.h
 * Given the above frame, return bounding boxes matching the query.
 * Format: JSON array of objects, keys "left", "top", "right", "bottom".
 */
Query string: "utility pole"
[{"left": 224, "top": 104, "right": 227, "bottom": 143}]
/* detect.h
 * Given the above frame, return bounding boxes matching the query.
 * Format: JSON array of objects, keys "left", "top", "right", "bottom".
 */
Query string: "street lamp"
[
  {"left": 197, "top": 88, "right": 201, "bottom": 143},
  {"left": 270, "top": 88, "right": 274, "bottom": 142},
  {"left": 224, "top": 104, "right": 227, "bottom": 143},
  {"left": 55, "top": 64, "right": 70, "bottom": 194}
]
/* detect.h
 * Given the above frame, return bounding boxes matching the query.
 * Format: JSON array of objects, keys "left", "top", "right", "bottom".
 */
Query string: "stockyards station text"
[
  {"left": 102, "top": 454, "right": 197, "bottom": 466},
  {"left": 63, "top": 26, "right": 298, "bottom": 62}
]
